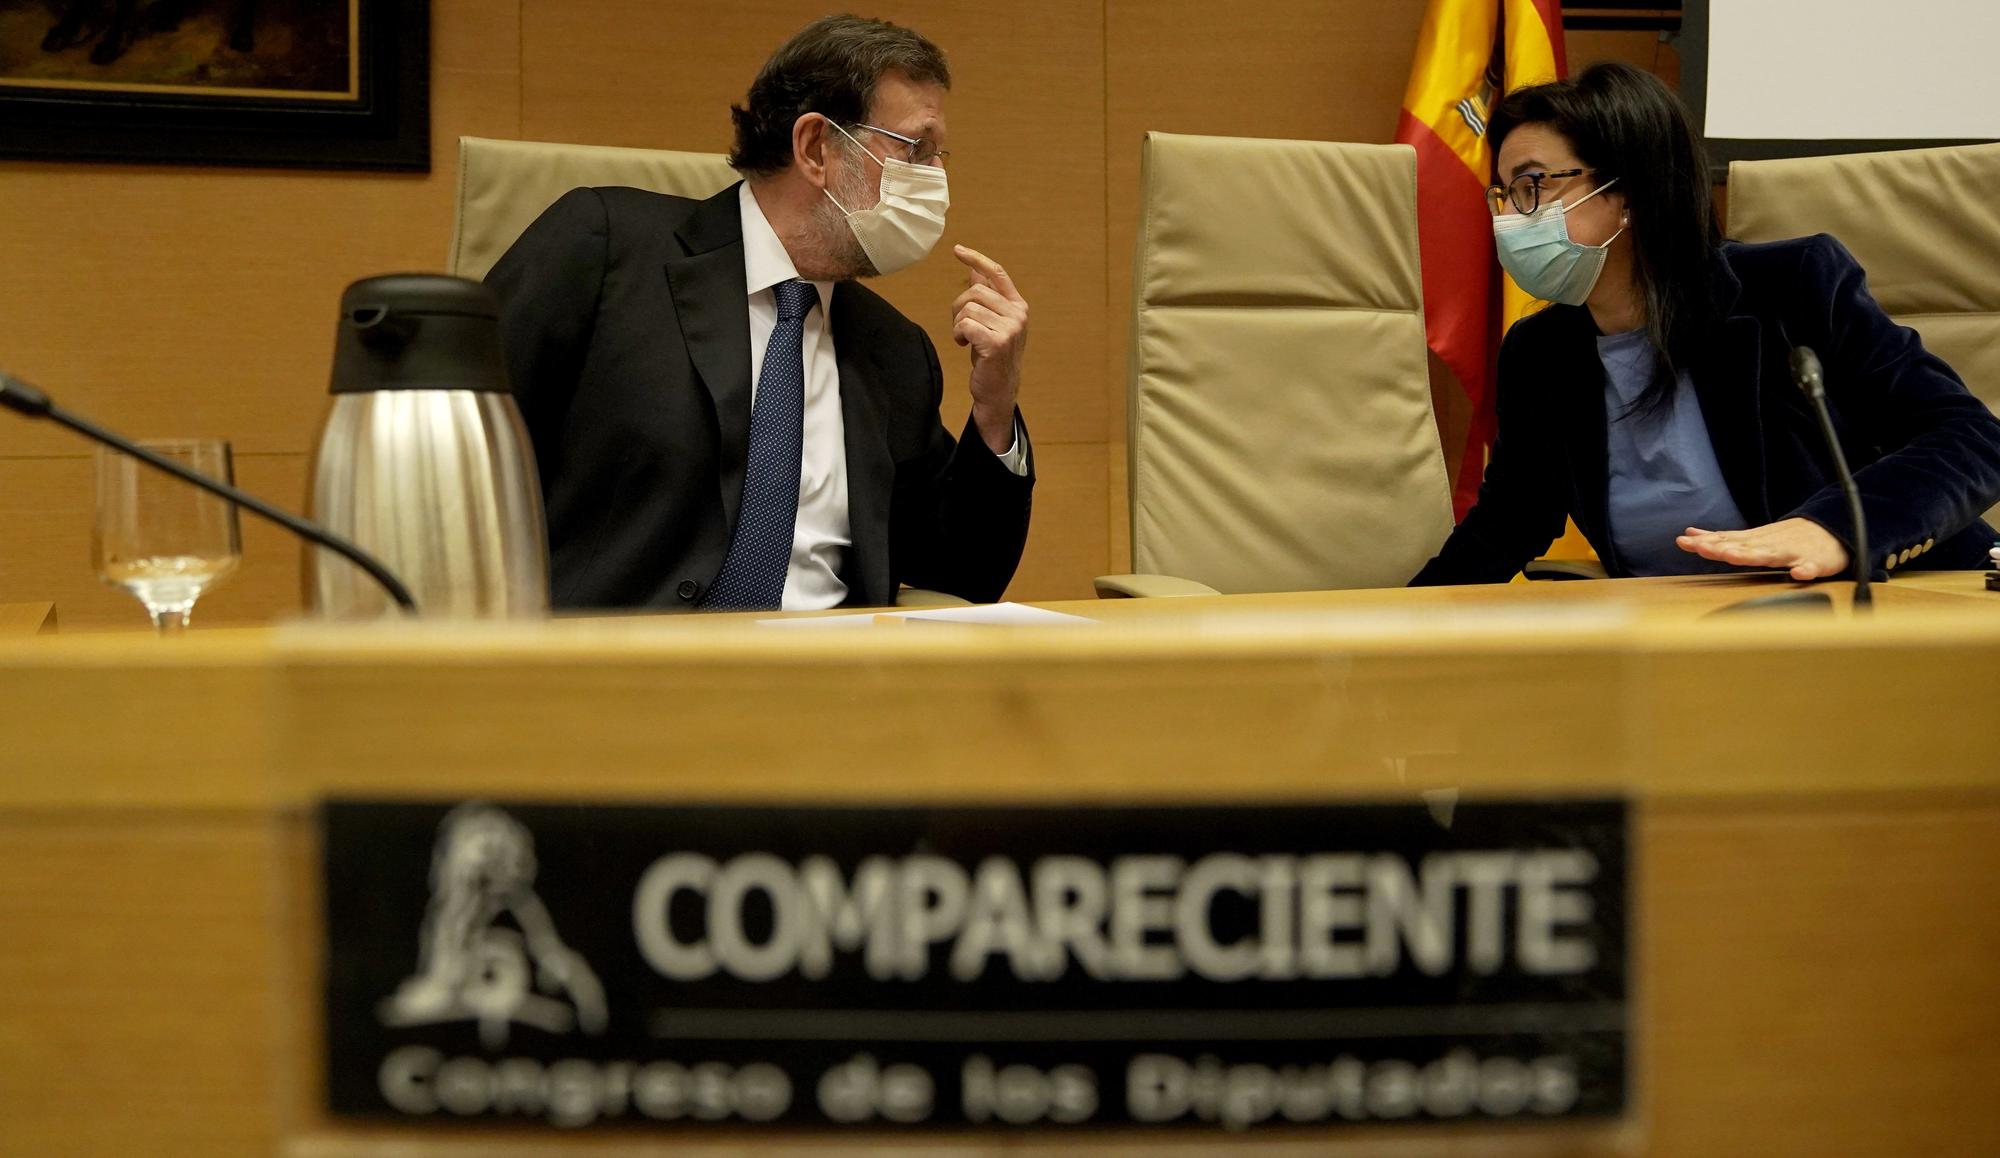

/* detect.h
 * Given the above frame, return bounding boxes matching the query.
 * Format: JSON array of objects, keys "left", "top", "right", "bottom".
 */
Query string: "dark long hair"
[{"left": 1489, "top": 62, "right": 1721, "bottom": 414}]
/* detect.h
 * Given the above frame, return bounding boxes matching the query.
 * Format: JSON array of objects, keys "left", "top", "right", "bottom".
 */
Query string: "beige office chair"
[
  {"left": 1728, "top": 142, "right": 2000, "bottom": 527},
  {"left": 1098, "top": 132, "right": 1455, "bottom": 597},
  {"left": 448, "top": 136, "right": 740, "bottom": 281},
  {"left": 448, "top": 136, "right": 969, "bottom": 608}
]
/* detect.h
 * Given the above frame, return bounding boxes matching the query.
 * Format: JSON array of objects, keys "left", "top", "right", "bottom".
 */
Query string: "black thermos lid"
[{"left": 330, "top": 274, "right": 512, "bottom": 394}]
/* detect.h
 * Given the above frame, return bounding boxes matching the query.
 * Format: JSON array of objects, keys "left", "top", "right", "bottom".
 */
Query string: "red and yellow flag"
[{"left": 1395, "top": 0, "right": 1565, "bottom": 520}]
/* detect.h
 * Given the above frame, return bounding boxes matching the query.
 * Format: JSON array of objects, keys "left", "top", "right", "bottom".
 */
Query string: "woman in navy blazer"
[{"left": 1413, "top": 63, "right": 2000, "bottom": 586}]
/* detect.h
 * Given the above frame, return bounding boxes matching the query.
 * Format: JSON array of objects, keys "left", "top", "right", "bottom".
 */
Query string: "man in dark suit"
[{"left": 487, "top": 15, "right": 1033, "bottom": 612}]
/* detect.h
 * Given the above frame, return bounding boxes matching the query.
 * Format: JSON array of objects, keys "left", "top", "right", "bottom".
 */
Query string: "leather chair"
[
  {"left": 449, "top": 136, "right": 739, "bottom": 282},
  {"left": 1098, "top": 132, "right": 1456, "bottom": 597},
  {"left": 1727, "top": 141, "right": 2000, "bottom": 527},
  {"left": 448, "top": 136, "right": 969, "bottom": 608}
]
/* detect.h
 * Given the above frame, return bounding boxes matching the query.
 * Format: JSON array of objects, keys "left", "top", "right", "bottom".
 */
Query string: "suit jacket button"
[{"left": 677, "top": 580, "right": 700, "bottom": 601}]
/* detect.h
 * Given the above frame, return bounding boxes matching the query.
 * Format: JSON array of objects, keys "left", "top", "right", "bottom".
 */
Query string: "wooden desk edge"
[{"left": 0, "top": 600, "right": 56, "bottom": 636}]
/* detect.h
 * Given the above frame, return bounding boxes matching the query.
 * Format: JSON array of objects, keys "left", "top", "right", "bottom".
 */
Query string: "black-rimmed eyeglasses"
[{"left": 1486, "top": 168, "right": 1589, "bottom": 216}]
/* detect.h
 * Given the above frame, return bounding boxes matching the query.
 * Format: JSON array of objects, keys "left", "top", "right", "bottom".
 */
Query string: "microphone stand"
[
  {"left": 1, "top": 370, "right": 418, "bottom": 614},
  {"left": 1789, "top": 347, "right": 1871, "bottom": 609}
]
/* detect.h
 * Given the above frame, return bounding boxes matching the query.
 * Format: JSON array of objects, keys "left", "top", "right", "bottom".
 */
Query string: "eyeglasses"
[
  {"left": 853, "top": 122, "right": 950, "bottom": 168},
  {"left": 1486, "top": 168, "right": 1589, "bottom": 216}
]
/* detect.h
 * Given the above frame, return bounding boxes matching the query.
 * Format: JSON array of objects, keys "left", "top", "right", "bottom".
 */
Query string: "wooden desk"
[
  {"left": 0, "top": 600, "right": 55, "bottom": 635},
  {"left": 664, "top": 570, "right": 1996, "bottom": 629},
  {"left": 2, "top": 575, "right": 1997, "bottom": 1157},
  {"left": 1072, "top": 571, "right": 1998, "bottom": 630}
]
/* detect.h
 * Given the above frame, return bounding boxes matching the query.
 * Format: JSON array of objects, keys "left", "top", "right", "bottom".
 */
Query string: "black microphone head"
[
  {"left": 0, "top": 371, "right": 53, "bottom": 417},
  {"left": 1789, "top": 346, "right": 1825, "bottom": 396}
]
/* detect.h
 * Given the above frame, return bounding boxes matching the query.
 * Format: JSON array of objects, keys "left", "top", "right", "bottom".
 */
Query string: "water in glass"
[{"left": 93, "top": 439, "right": 242, "bottom": 633}]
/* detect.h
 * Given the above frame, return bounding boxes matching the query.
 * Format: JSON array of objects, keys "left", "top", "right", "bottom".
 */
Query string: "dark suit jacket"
[
  {"left": 1413, "top": 234, "right": 2000, "bottom": 584},
  {"left": 486, "top": 183, "right": 1034, "bottom": 610}
]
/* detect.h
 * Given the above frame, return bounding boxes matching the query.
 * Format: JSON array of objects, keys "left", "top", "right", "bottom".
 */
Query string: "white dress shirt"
[{"left": 735, "top": 183, "right": 1025, "bottom": 610}]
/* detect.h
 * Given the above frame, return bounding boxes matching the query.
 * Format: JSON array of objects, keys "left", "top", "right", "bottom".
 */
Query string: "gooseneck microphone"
[
  {"left": 0, "top": 370, "right": 418, "bottom": 614},
  {"left": 1788, "top": 346, "right": 1871, "bottom": 608}
]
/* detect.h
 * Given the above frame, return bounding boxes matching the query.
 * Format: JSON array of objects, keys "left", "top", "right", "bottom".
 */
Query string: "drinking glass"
[{"left": 93, "top": 439, "right": 242, "bottom": 633}]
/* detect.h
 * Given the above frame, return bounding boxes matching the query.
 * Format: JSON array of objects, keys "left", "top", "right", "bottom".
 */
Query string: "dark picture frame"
[{"left": 0, "top": 0, "right": 428, "bottom": 171}]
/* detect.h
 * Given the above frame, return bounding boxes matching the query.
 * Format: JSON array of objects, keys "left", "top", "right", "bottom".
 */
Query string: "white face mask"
[{"left": 822, "top": 120, "right": 949, "bottom": 275}]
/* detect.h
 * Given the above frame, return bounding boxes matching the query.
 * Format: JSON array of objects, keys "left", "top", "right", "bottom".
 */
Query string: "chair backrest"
[
  {"left": 449, "top": 136, "right": 740, "bottom": 281},
  {"left": 1728, "top": 142, "right": 2000, "bottom": 525},
  {"left": 1126, "top": 132, "right": 1454, "bottom": 593}
]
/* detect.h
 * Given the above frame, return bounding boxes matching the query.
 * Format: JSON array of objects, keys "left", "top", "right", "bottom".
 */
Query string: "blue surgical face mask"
[{"left": 1491, "top": 178, "right": 1624, "bottom": 306}]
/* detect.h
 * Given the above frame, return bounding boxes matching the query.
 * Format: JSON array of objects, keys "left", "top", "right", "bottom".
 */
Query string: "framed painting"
[{"left": 0, "top": 0, "right": 427, "bottom": 170}]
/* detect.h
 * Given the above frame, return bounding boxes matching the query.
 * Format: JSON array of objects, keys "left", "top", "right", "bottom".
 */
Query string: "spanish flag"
[{"left": 1396, "top": 0, "right": 1566, "bottom": 519}]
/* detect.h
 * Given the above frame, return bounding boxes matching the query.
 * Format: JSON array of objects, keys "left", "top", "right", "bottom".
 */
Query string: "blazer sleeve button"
[{"left": 677, "top": 580, "right": 700, "bottom": 601}]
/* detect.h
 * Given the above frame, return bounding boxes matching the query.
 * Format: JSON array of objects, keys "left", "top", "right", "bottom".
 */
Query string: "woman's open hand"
[{"left": 1675, "top": 518, "right": 1850, "bottom": 581}]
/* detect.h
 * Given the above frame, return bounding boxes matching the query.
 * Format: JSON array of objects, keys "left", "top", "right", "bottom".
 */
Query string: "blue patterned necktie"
[{"left": 703, "top": 278, "right": 816, "bottom": 610}]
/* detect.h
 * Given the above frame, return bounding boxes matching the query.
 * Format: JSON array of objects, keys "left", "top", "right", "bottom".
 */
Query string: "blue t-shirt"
[{"left": 1598, "top": 328, "right": 1749, "bottom": 575}]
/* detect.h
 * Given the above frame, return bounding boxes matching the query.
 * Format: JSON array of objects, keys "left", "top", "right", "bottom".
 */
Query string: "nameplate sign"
[{"left": 321, "top": 798, "right": 1627, "bottom": 1131}]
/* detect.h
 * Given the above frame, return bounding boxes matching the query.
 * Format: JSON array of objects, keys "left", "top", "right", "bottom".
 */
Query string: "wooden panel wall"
[
  {"left": 0, "top": 0, "right": 524, "bottom": 629},
  {"left": 0, "top": 2, "right": 1673, "bottom": 627}
]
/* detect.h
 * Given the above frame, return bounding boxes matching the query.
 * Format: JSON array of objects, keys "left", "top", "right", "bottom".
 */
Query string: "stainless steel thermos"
[{"left": 306, "top": 274, "right": 547, "bottom": 618}]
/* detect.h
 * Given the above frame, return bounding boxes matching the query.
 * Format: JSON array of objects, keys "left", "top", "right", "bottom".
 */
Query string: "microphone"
[
  {"left": 1788, "top": 346, "right": 1871, "bottom": 607},
  {"left": 0, "top": 370, "right": 418, "bottom": 614}
]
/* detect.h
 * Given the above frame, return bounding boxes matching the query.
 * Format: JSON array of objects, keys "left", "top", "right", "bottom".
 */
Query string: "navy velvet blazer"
[{"left": 1413, "top": 235, "right": 2000, "bottom": 584}]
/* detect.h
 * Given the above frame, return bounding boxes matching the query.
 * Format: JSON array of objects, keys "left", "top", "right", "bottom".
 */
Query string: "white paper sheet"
[{"left": 755, "top": 601, "right": 1097, "bottom": 629}]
